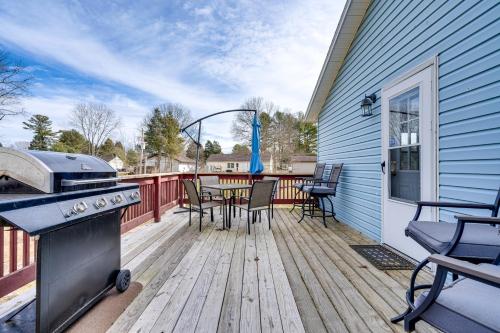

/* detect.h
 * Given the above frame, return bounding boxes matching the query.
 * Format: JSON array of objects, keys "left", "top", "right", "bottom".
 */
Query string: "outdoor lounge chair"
[
  {"left": 404, "top": 251, "right": 500, "bottom": 332},
  {"left": 298, "top": 163, "right": 343, "bottom": 227},
  {"left": 392, "top": 187, "right": 500, "bottom": 323},
  {"left": 234, "top": 180, "right": 276, "bottom": 234},
  {"left": 290, "top": 162, "right": 326, "bottom": 211},
  {"left": 182, "top": 179, "right": 226, "bottom": 231}
]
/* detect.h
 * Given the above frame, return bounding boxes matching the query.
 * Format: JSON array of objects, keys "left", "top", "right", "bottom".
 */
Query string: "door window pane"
[
  {"left": 389, "top": 87, "right": 419, "bottom": 147},
  {"left": 388, "top": 86, "right": 420, "bottom": 202},
  {"left": 389, "top": 147, "right": 421, "bottom": 202}
]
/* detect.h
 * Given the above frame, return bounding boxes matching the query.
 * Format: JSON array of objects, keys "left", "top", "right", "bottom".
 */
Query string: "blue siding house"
[{"left": 306, "top": 0, "right": 500, "bottom": 260}]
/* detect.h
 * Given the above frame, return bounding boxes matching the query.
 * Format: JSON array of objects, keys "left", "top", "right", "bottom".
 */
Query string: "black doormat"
[{"left": 350, "top": 245, "right": 416, "bottom": 270}]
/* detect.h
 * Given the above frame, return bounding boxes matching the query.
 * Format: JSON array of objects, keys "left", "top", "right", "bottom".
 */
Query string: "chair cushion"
[
  {"left": 301, "top": 186, "right": 335, "bottom": 195},
  {"left": 406, "top": 221, "right": 500, "bottom": 260},
  {"left": 415, "top": 265, "right": 500, "bottom": 332}
]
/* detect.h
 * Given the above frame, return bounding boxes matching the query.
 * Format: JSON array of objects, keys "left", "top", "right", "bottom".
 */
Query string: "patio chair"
[
  {"left": 234, "top": 180, "right": 276, "bottom": 234},
  {"left": 182, "top": 179, "right": 226, "bottom": 231},
  {"left": 298, "top": 163, "right": 343, "bottom": 227},
  {"left": 199, "top": 175, "right": 224, "bottom": 213},
  {"left": 392, "top": 187, "right": 500, "bottom": 323},
  {"left": 404, "top": 251, "right": 500, "bottom": 332},
  {"left": 263, "top": 176, "right": 280, "bottom": 218},
  {"left": 239, "top": 176, "right": 280, "bottom": 220},
  {"left": 290, "top": 162, "right": 326, "bottom": 211}
]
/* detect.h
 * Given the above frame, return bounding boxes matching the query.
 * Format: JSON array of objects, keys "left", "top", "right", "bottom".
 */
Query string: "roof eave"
[{"left": 305, "top": 0, "right": 370, "bottom": 122}]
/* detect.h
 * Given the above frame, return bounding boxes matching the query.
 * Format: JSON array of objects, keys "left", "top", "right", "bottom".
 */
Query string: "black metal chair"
[
  {"left": 290, "top": 162, "right": 326, "bottom": 211},
  {"left": 182, "top": 179, "right": 226, "bottom": 231},
  {"left": 392, "top": 187, "right": 500, "bottom": 324},
  {"left": 405, "top": 250, "right": 500, "bottom": 332},
  {"left": 234, "top": 180, "right": 276, "bottom": 234},
  {"left": 298, "top": 163, "right": 343, "bottom": 227}
]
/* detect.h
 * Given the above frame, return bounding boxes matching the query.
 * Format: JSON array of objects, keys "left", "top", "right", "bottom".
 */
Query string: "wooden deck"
[
  {"left": 0, "top": 208, "right": 438, "bottom": 332},
  {"left": 109, "top": 208, "right": 437, "bottom": 333}
]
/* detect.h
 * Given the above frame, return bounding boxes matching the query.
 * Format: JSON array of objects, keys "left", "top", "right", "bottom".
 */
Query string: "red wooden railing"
[{"left": 0, "top": 172, "right": 309, "bottom": 298}]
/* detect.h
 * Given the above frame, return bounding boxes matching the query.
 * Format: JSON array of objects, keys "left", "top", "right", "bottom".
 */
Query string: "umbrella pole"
[{"left": 194, "top": 121, "right": 202, "bottom": 183}]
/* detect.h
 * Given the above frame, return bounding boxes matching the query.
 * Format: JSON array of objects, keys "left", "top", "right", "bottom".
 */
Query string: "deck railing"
[{"left": 0, "top": 172, "right": 310, "bottom": 298}]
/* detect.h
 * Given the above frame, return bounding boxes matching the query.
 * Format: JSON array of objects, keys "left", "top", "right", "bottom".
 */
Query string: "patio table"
[{"left": 202, "top": 183, "right": 252, "bottom": 229}]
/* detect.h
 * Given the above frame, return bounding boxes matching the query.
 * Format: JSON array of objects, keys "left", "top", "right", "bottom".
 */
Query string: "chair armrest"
[
  {"left": 416, "top": 201, "right": 494, "bottom": 210},
  {"left": 429, "top": 254, "right": 500, "bottom": 287},
  {"left": 455, "top": 215, "right": 500, "bottom": 225}
]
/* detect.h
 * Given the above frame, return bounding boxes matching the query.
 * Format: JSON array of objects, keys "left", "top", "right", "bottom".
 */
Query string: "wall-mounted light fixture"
[{"left": 360, "top": 93, "right": 377, "bottom": 117}]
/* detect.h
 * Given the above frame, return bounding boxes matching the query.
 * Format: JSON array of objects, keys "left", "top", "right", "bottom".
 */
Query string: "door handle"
[{"left": 381, "top": 161, "right": 386, "bottom": 174}]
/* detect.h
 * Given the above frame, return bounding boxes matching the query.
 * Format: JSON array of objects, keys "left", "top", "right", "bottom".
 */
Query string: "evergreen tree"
[
  {"left": 163, "top": 110, "right": 183, "bottom": 171},
  {"left": 99, "top": 138, "right": 115, "bottom": 157},
  {"left": 204, "top": 140, "right": 213, "bottom": 160},
  {"left": 126, "top": 149, "right": 139, "bottom": 167},
  {"left": 143, "top": 105, "right": 188, "bottom": 172},
  {"left": 144, "top": 108, "right": 166, "bottom": 171},
  {"left": 52, "top": 129, "right": 87, "bottom": 153},
  {"left": 212, "top": 141, "right": 222, "bottom": 154},
  {"left": 22, "top": 114, "right": 56, "bottom": 150},
  {"left": 232, "top": 144, "right": 250, "bottom": 154},
  {"left": 114, "top": 141, "right": 126, "bottom": 162}
]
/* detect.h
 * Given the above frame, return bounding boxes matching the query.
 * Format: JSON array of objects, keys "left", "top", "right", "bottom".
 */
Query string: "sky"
[{"left": 0, "top": 0, "right": 344, "bottom": 152}]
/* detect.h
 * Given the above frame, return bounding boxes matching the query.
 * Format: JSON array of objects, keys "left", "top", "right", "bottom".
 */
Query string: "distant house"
[
  {"left": 144, "top": 154, "right": 196, "bottom": 173},
  {"left": 102, "top": 154, "right": 124, "bottom": 171},
  {"left": 173, "top": 155, "right": 196, "bottom": 172},
  {"left": 206, "top": 152, "right": 273, "bottom": 173},
  {"left": 290, "top": 155, "right": 317, "bottom": 174}
]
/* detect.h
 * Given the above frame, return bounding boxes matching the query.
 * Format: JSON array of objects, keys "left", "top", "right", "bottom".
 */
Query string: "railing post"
[
  {"left": 154, "top": 175, "right": 161, "bottom": 222},
  {"left": 178, "top": 174, "right": 184, "bottom": 207}
]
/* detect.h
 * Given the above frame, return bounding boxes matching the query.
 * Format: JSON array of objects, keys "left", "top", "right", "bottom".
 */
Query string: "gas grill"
[{"left": 0, "top": 148, "right": 141, "bottom": 333}]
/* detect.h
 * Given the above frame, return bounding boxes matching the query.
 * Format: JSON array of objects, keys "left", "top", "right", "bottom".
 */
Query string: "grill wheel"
[{"left": 115, "top": 269, "right": 131, "bottom": 293}]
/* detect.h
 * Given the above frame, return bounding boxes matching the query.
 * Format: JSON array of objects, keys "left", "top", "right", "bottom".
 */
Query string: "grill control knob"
[
  {"left": 94, "top": 198, "right": 107, "bottom": 209},
  {"left": 111, "top": 194, "right": 123, "bottom": 204},
  {"left": 130, "top": 191, "right": 140, "bottom": 200},
  {"left": 73, "top": 201, "right": 88, "bottom": 213}
]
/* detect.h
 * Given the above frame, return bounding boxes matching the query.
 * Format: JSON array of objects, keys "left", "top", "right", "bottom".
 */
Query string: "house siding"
[{"left": 317, "top": 0, "right": 500, "bottom": 241}]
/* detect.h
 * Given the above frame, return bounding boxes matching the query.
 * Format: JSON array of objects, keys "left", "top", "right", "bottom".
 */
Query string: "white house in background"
[
  {"left": 290, "top": 155, "right": 317, "bottom": 174},
  {"left": 102, "top": 154, "right": 124, "bottom": 171},
  {"left": 173, "top": 155, "right": 196, "bottom": 172},
  {"left": 206, "top": 152, "right": 273, "bottom": 173},
  {"left": 144, "top": 154, "right": 196, "bottom": 173}
]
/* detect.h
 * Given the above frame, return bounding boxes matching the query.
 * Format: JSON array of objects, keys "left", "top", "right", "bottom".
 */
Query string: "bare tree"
[
  {"left": 0, "top": 49, "right": 32, "bottom": 121},
  {"left": 231, "top": 96, "right": 278, "bottom": 151},
  {"left": 71, "top": 103, "right": 121, "bottom": 156}
]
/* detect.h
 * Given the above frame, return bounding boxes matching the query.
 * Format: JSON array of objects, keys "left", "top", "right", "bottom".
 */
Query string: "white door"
[{"left": 381, "top": 65, "right": 437, "bottom": 261}]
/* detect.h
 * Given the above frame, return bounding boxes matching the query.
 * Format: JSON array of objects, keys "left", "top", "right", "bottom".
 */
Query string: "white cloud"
[{"left": 0, "top": 0, "right": 344, "bottom": 151}]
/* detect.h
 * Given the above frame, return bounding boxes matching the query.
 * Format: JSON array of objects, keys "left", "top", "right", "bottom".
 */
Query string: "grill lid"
[{"left": 0, "top": 148, "right": 117, "bottom": 193}]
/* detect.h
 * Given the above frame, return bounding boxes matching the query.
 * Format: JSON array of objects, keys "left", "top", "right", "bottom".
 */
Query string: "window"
[{"left": 388, "top": 87, "right": 420, "bottom": 202}]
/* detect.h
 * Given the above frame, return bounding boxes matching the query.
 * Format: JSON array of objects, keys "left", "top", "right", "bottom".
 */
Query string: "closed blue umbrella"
[{"left": 250, "top": 113, "right": 264, "bottom": 174}]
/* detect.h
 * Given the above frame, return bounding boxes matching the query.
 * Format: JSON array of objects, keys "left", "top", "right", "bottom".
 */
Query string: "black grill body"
[{"left": 0, "top": 149, "right": 141, "bottom": 333}]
